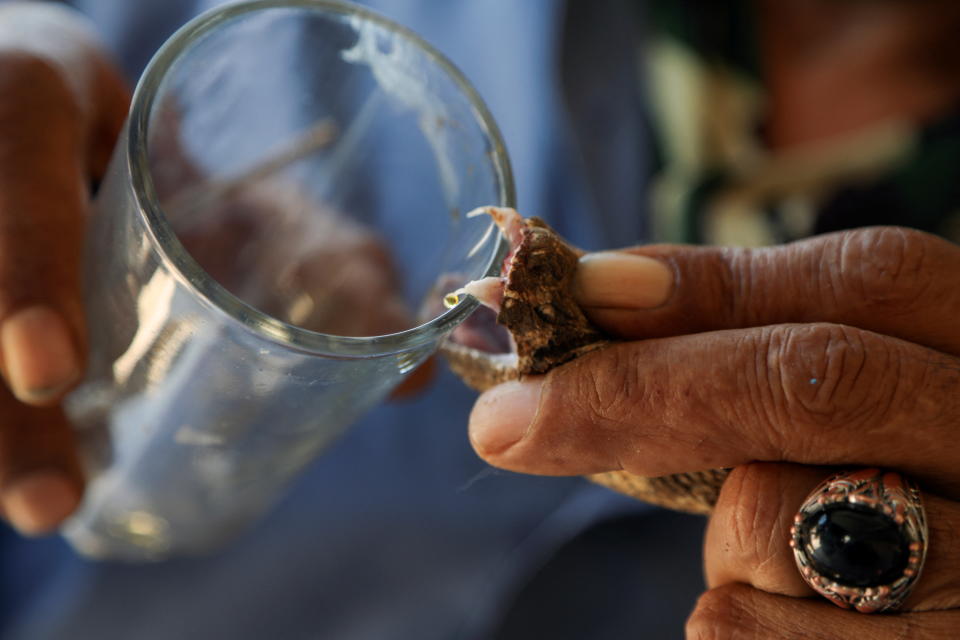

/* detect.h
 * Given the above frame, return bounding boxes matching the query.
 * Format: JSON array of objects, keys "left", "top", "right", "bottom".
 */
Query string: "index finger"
[
  {"left": 576, "top": 227, "right": 960, "bottom": 356},
  {"left": 468, "top": 323, "right": 960, "bottom": 498}
]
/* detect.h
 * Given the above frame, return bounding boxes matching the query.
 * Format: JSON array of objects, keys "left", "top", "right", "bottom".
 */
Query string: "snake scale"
[{"left": 440, "top": 207, "right": 728, "bottom": 515}]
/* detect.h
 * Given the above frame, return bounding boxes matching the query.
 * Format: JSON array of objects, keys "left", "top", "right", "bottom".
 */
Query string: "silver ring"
[{"left": 789, "top": 468, "right": 928, "bottom": 613}]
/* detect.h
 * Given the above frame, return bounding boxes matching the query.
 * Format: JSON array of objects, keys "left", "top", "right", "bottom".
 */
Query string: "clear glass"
[{"left": 62, "top": 0, "right": 513, "bottom": 561}]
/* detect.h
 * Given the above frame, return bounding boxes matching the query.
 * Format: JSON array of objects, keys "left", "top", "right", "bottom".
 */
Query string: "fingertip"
[
  {"left": 0, "top": 306, "right": 82, "bottom": 406},
  {"left": 574, "top": 251, "right": 674, "bottom": 309},
  {"left": 468, "top": 379, "right": 542, "bottom": 457},
  {"left": 1, "top": 468, "right": 81, "bottom": 536}
]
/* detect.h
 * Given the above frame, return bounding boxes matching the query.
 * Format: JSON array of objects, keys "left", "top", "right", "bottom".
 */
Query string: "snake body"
[{"left": 441, "top": 209, "right": 727, "bottom": 515}]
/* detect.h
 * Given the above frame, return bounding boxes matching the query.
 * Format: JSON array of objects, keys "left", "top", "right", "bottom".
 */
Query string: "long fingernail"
[
  {"left": 574, "top": 252, "right": 673, "bottom": 309},
  {"left": 469, "top": 379, "right": 542, "bottom": 455},
  {"left": 1, "top": 306, "right": 81, "bottom": 405},
  {"left": 2, "top": 469, "right": 80, "bottom": 536}
]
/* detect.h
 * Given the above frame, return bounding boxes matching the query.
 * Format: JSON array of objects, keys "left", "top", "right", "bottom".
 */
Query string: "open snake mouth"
[
  {"left": 442, "top": 302, "right": 518, "bottom": 373},
  {"left": 441, "top": 208, "right": 525, "bottom": 371},
  {"left": 449, "top": 207, "right": 527, "bottom": 315},
  {"left": 439, "top": 207, "right": 607, "bottom": 392}
]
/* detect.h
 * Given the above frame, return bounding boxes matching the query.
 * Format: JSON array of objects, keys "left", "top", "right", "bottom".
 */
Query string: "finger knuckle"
[
  {"left": 759, "top": 324, "right": 901, "bottom": 456},
  {"left": 713, "top": 464, "right": 787, "bottom": 578},
  {"left": 685, "top": 586, "right": 753, "bottom": 640},
  {"left": 570, "top": 345, "right": 640, "bottom": 433},
  {"left": 714, "top": 247, "right": 751, "bottom": 322},
  {"left": 832, "top": 227, "right": 936, "bottom": 313}
]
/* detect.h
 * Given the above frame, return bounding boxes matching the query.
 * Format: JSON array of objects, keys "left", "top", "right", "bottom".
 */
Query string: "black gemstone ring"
[{"left": 789, "top": 468, "right": 928, "bottom": 613}]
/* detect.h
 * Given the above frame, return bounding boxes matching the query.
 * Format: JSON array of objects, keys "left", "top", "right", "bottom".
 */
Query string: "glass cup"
[{"left": 62, "top": 0, "right": 513, "bottom": 560}]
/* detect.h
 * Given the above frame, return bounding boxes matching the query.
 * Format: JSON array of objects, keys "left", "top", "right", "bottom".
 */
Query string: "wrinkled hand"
[
  {"left": 468, "top": 227, "right": 960, "bottom": 636},
  {"left": 0, "top": 3, "right": 127, "bottom": 535}
]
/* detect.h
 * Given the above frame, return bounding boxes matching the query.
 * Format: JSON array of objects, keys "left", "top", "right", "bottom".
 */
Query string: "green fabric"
[{"left": 643, "top": 1, "right": 960, "bottom": 245}]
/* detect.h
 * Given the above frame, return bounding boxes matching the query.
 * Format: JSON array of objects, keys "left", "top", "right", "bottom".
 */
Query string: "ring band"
[{"left": 789, "top": 468, "right": 928, "bottom": 613}]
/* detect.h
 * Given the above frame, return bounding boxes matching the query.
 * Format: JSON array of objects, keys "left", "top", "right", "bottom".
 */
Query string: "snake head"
[{"left": 440, "top": 207, "right": 608, "bottom": 391}]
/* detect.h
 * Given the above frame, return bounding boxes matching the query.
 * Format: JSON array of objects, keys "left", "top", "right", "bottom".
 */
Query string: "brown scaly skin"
[{"left": 441, "top": 210, "right": 728, "bottom": 515}]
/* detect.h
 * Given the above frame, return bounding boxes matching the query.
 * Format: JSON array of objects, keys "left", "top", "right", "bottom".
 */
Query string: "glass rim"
[{"left": 127, "top": 0, "right": 515, "bottom": 357}]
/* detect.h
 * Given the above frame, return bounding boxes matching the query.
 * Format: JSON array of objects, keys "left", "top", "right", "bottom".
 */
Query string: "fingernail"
[
  {"left": 2, "top": 470, "right": 80, "bottom": 536},
  {"left": 1, "top": 306, "right": 81, "bottom": 405},
  {"left": 574, "top": 252, "right": 673, "bottom": 309},
  {"left": 469, "top": 379, "right": 542, "bottom": 455}
]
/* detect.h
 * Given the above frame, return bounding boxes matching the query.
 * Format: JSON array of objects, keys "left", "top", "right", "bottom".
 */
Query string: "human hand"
[
  {"left": 0, "top": 2, "right": 128, "bottom": 534},
  {"left": 468, "top": 227, "right": 960, "bottom": 636}
]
